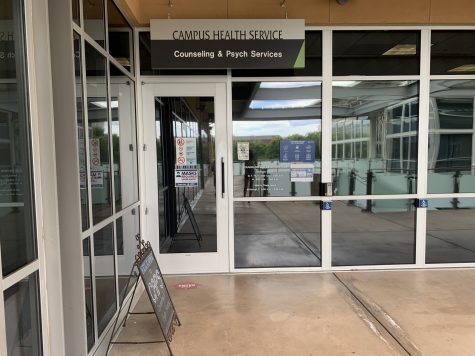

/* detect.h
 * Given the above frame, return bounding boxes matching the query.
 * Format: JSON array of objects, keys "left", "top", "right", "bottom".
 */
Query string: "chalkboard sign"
[
  {"left": 137, "top": 247, "right": 178, "bottom": 339},
  {"left": 183, "top": 195, "right": 203, "bottom": 245}
]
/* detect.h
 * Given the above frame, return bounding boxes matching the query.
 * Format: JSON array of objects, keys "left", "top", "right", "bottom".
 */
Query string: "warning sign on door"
[
  {"left": 176, "top": 138, "right": 197, "bottom": 166},
  {"left": 175, "top": 169, "right": 199, "bottom": 187}
]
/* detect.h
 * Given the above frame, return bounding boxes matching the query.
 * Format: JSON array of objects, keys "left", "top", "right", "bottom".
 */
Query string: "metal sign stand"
[
  {"left": 175, "top": 193, "right": 203, "bottom": 247},
  {"left": 106, "top": 234, "right": 181, "bottom": 356}
]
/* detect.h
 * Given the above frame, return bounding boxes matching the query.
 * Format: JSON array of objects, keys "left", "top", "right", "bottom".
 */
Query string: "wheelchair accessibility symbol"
[{"left": 419, "top": 199, "right": 428, "bottom": 208}]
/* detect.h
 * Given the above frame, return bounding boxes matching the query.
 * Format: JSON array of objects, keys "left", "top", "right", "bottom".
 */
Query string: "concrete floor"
[{"left": 109, "top": 269, "right": 475, "bottom": 356}]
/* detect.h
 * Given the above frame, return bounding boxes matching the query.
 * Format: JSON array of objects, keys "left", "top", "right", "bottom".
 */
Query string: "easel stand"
[
  {"left": 174, "top": 193, "right": 202, "bottom": 247},
  {"left": 106, "top": 235, "right": 181, "bottom": 355}
]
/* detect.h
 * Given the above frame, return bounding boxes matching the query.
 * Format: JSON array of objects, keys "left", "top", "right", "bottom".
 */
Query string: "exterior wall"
[
  {"left": 48, "top": 0, "right": 89, "bottom": 354},
  {"left": 1, "top": 0, "right": 472, "bottom": 354}
]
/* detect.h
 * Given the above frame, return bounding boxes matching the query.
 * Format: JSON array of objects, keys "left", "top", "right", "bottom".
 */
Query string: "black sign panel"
[
  {"left": 151, "top": 39, "right": 304, "bottom": 69},
  {"left": 137, "top": 248, "right": 177, "bottom": 337}
]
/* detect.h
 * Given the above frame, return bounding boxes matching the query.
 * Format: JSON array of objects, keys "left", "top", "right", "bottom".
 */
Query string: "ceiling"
[{"left": 116, "top": 0, "right": 475, "bottom": 27}]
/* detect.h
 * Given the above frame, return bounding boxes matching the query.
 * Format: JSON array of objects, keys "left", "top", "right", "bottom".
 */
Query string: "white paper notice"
[
  {"left": 237, "top": 142, "right": 249, "bottom": 161},
  {"left": 290, "top": 163, "right": 314, "bottom": 182}
]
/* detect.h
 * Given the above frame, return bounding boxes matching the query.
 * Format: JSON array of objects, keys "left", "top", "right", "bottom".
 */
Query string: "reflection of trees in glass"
[{"left": 233, "top": 131, "right": 321, "bottom": 161}]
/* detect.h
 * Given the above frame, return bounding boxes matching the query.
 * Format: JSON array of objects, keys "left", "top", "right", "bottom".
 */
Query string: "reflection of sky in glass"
[
  {"left": 233, "top": 120, "right": 321, "bottom": 137},
  {"left": 249, "top": 99, "right": 321, "bottom": 110}
]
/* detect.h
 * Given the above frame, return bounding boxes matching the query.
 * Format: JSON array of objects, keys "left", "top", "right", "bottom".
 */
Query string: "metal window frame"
[
  {"left": 135, "top": 24, "right": 475, "bottom": 275},
  {"left": 72, "top": 1, "right": 142, "bottom": 355}
]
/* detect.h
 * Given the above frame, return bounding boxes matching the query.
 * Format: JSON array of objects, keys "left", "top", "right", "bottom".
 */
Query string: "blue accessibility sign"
[
  {"left": 280, "top": 140, "right": 315, "bottom": 163},
  {"left": 321, "top": 201, "right": 332, "bottom": 210},
  {"left": 418, "top": 199, "right": 428, "bottom": 208}
]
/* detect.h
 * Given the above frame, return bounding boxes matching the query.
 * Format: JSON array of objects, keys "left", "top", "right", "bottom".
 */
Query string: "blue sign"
[
  {"left": 418, "top": 199, "right": 428, "bottom": 208},
  {"left": 280, "top": 140, "right": 315, "bottom": 163},
  {"left": 321, "top": 201, "right": 332, "bottom": 210}
]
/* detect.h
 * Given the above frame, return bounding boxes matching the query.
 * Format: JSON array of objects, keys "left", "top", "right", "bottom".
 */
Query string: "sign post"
[{"left": 107, "top": 235, "right": 180, "bottom": 355}]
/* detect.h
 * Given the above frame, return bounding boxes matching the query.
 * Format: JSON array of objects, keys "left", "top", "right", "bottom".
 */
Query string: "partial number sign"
[{"left": 175, "top": 138, "right": 197, "bottom": 166}]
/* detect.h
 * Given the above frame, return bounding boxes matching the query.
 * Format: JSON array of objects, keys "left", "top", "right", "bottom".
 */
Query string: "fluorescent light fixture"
[
  {"left": 115, "top": 57, "right": 130, "bottom": 66},
  {"left": 249, "top": 99, "right": 321, "bottom": 110},
  {"left": 448, "top": 64, "right": 475, "bottom": 73},
  {"left": 259, "top": 82, "right": 320, "bottom": 89},
  {"left": 382, "top": 44, "right": 417, "bottom": 56},
  {"left": 91, "top": 100, "right": 119, "bottom": 109},
  {"left": 333, "top": 81, "right": 360, "bottom": 87}
]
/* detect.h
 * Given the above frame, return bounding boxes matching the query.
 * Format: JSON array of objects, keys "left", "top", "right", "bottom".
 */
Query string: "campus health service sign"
[{"left": 150, "top": 19, "right": 305, "bottom": 69}]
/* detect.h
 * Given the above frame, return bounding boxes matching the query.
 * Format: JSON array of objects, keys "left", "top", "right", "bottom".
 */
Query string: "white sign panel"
[
  {"left": 90, "top": 138, "right": 101, "bottom": 167},
  {"left": 175, "top": 138, "right": 197, "bottom": 166},
  {"left": 90, "top": 169, "right": 104, "bottom": 188},
  {"left": 237, "top": 142, "right": 250, "bottom": 161},
  {"left": 290, "top": 163, "right": 314, "bottom": 182},
  {"left": 175, "top": 169, "right": 199, "bottom": 187}
]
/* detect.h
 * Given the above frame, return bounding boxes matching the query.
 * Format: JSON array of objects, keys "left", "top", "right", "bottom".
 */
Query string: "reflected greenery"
[{"left": 233, "top": 132, "right": 321, "bottom": 161}]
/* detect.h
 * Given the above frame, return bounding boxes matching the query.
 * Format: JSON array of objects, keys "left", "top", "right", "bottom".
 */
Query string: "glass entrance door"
[
  {"left": 142, "top": 82, "right": 229, "bottom": 273},
  {"left": 231, "top": 81, "right": 324, "bottom": 269}
]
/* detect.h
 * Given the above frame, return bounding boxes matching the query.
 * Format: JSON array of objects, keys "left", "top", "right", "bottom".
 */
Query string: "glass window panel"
[
  {"left": 85, "top": 43, "right": 112, "bottom": 224},
  {"left": 344, "top": 122, "right": 352, "bottom": 140},
  {"left": 344, "top": 142, "right": 351, "bottom": 159},
  {"left": 116, "top": 208, "right": 140, "bottom": 304},
  {"left": 428, "top": 80, "right": 475, "bottom": 193},
  {"left": 362, "top": 141, "right": 368, "bottom": 158},
  {"left": 74, "top": 32, "right": 90, "bottom": 231},
  {"left": 234, "top": 201, "right": 321, "bottom": 268},
  {"left": 355, "top": 141, "right": 361, "bottom": 159},
  {"left": 107, "top": 0, "right": 133, "bottom": 72},
  {"left": 426, "top": 198, "right": 475, "bottom": 263},
  {"left": 157, "top": 97, "right": 217, "bottom": 254},
  {"left": 82, "top": 238, "right": 94, "bottom": 351},
  {"left": 431, "top": 31, "right": 475, "bottom": 75},
  {"left": 332, "top": 200, "right": 416, "bottom": 266},
  {"left": 232, "top": 81, "right": 322, "bottom": 198},
  {"left": 333, "top": 31, "right": 420, "bottom": 76},
  {"left": 332, "top": 81, "right": 419, "bottom": 196},
  {"left": 110, "top": 63, "right": 138, "bottom": 211},
  {"left": 232, "top": 31, "right": 322, "bottom": 77},
  {"left": 93, "top": 223, "right": 117, "bottom": 336},
  {"left": 138, "top": 32, "right": 226, "bottom": 76},
  {"left": 4, "top": 272, "right": 42, "bottom": 356},
  {"left": 0, "top": 0, "right": 37, "bottom": 276},
  {"left": 72, "top": 0, "right": 80, "bottom": 25},
  {"left": 83, "top": 0, "right": 105, "bottom": 47}
]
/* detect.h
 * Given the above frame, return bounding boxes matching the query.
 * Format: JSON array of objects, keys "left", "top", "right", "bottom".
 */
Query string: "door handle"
[{"left": 221, "top": 157, "right": 225, "bottom": 198}]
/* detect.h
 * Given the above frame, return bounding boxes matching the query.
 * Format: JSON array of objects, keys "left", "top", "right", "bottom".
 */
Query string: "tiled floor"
[{"left": 109, "top": 269, "right": 475, "bottom": 356}]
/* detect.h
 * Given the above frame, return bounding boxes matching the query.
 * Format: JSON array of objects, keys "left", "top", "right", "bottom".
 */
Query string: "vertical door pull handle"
[{"left": 221, "top": 157, "right": 225, "bottom": 198}]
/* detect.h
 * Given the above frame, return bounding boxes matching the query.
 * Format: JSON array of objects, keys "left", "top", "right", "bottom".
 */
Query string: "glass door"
[
  {"left": 231, "top": 81, "right": 324, "bottom": 269},
  {"left": 142, "top": 82, "right": 229, "bottom": 273}
]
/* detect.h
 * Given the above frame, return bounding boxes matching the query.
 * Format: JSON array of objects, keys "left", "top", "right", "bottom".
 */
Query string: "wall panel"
[
  {"left": 329, "top": 0, "right": 430, "bottom": 25},
  {"left": 430, "top": 0, "right": 475, "bottom": 24},
  {"left": 122, "top": 0, "right": 475, "bottom": 26}
]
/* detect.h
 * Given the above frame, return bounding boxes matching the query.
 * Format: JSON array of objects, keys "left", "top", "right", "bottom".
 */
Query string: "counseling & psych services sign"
[{"left": 150, "top": 19, "right": 305, "bottom": 69}]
